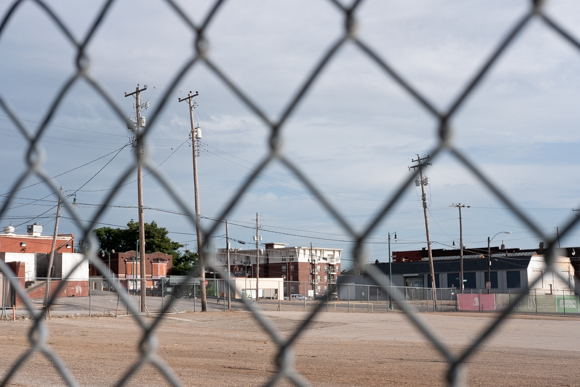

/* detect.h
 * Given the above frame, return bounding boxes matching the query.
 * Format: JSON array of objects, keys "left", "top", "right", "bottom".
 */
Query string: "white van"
[{"left": 291, "top": 294, "right": 306, "bottom": 301}]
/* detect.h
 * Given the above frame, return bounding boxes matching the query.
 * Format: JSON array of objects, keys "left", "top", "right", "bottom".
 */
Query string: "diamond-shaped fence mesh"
[{"left": 1, "top": 0, "right": 579, "bottom": 386}]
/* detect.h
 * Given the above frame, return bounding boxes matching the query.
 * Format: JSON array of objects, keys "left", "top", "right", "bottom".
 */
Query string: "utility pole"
[
  {"left": 43, "top": 186, "right": 63, "bottom": 319},
  {"left": 255, "top": 213, "right": 261, "bottom": 301},
  {"left": 452, "top": 203, "right": 469, "bottom": 293},
  {"left": 226, "top": 220, "right": 231, "bottom": 311},
  {"left": 178, "top": 91, "right": 207, "bottom": 311},
  {"left": 388, "top": 232, "right": 397, "bottom": 310},
  {"left": 125, "top": 84, "right": 148, "bottom": 314},
  {"left": 310, "top": 242, "right": 315, "bottom": 297},
  {"left": 409, "top": 155, "right": 437, "bottom": 310}
]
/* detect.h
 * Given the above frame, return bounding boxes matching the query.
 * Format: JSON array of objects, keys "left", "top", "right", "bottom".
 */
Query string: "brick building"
[
  {"left": 0, "top": 223, "right": 86, "bottom": 306},
  {"left": 0, "top": 223, "right": 74, "bottom": 254},
  {"left": 91, "top": 250, "right": 172, "bottom": 290},
  {"left": 215, "top": 243, "right": 341, "bottom": 298}
]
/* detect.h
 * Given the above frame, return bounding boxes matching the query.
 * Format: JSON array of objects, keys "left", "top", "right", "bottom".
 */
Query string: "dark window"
[
  {"left": 484, "top": 271, "right": 498, "bottom": 288},
  {"left": 427, "top": 274, "right": 440, "bottom": 288},
  {"left": 447, "top": 273, "right": 460, "bottom": 289},
  {"left": 506, "top": 271, "right": 521, "bottom": 288},
  {"left": 404, "top": 276, "right": 424, "bottom": 288},
  {"left": 464, "top": 272, "right": 476, "bottom": 289}
]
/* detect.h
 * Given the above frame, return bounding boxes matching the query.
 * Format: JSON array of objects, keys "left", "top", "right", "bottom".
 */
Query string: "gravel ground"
[{"left": 1, "top": 310, "right": 579, "bottom": 386}]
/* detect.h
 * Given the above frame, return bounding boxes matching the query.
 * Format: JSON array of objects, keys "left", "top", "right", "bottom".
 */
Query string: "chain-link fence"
[{"left": 1, "top": 0, "right": 580, "bottom": 386}]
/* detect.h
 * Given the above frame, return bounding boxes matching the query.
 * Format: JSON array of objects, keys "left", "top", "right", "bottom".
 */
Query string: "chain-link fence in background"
[
  {"left": 1, "top": 0, "right": 580, "bottom": 386},
  {"left": 4, "top": 277, "right": 576, "bottom": 318}
]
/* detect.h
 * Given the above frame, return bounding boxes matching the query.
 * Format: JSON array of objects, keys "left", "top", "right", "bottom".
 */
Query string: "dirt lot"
[{"left": 1, "top": 310, "right": 579, "bottom": 386}]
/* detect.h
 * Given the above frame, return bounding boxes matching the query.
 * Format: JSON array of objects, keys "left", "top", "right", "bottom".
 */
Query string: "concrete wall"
[
  {"left": 527, "top": 256, "right": 575, "bottom": 293},
  {"left": 230, "top": 277, "right": 284, "bottom": 300},
  {"left": 55, "top": 253, "right": 89, "bottom": 281}
]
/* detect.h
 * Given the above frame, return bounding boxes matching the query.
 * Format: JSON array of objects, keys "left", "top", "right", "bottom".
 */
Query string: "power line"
[
  {"left": 74, "top": 137, "right": 189, "bottom": 193},
  {"left": 0, "top": 143, "right": 130, "bottom": 198}
]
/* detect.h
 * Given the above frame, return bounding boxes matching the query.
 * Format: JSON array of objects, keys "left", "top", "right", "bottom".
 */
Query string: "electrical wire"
[
  {"left": 0, "top": 144, "right": 131, "bottom": 198},
  {"left": 13, "top": 142, "right": 130, "bottom": 227},
  {"left": 76, "top": 137, "right": 190, "bottom": 192}
]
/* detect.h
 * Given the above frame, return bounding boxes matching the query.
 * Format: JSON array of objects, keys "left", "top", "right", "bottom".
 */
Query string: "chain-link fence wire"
[{"left": 1, "top": 0, "right": 580, "bottom": 385}]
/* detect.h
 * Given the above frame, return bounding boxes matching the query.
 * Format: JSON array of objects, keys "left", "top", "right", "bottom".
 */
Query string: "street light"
[
  {"left": 388, "top": 232, "right": 397, "bottom": 310},
  {"left": 487, "top": 231, "right": 511, "bottom": 293}
]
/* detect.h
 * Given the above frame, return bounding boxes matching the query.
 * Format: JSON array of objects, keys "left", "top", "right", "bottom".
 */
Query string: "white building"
[{"left": 214, "top": 242, "right": 342, "bottom": 297}]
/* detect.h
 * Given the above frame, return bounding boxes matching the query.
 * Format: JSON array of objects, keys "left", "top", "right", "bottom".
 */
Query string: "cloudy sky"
[{"left": 1, "top": 0, "right": 580, "bottom": 268}]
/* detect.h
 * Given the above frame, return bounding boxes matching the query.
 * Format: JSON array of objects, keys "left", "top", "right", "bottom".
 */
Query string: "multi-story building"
[{"left": 215, "top": 242, "right": 342, "bottom": 298}]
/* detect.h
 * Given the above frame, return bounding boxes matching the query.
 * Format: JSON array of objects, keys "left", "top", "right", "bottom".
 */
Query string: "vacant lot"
[{"left": 1, "top": 310, "right": 579, "bottom": 386}]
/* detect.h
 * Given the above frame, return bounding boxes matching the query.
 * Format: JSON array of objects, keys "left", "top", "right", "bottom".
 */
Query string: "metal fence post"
[
  {"left": 304, "top": 282, "right": 306, "bottom": 310},
  {"left": 89, "top": 280, "right": 92, "bottom": 317},
  {"left": 126, "top": 280, "right": 129, "bottom": 315},
  {"left": 348, "top": 284, "right": 351, "bottom": 313},
  {"left": 563, "top": 289, "right": 566, "bottom": 316},
  {"left": 367, "top": 285, "right": 370, "bottom": 313},
  {"left": 194, "top": 285, "right": 196, "bottom": 312}
]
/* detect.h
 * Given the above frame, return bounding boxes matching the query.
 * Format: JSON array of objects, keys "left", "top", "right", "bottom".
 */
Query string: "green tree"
[
  {"left": 171, "top": 250, "right": 199, "bottom": 275},
  {"left": 94, "top": 220, "right": 183, "bottom": 259}
]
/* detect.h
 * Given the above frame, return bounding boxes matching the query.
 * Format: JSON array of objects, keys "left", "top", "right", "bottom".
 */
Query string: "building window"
[
  {"left": 317, "top": 265, "right": 320, "bottom": 271},
  {"left": 484, "top": 272, "right": 498, "bottom": 288},
  {"left": 446, "top": 273, "right": 459, "bottom": 289},
  {"left": 324, "top": 276, "right": 327, "bottom": 282},
  {"left": 317, "top": 286, "right": 320, "bottom": 291},
  {"left": 282, "top": 266, "right": 286, "bottom": 271},
  {"left": 507, "top": 271, "right": 521, "bottom": 288},
  {"left": 317, "top": 276, "right": 320, "bottom": 282},
  {"left": 464, "top": 272, "right": 476, "bottom": 289}
]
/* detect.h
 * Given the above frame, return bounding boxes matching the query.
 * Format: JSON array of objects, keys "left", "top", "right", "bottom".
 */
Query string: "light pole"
[
  {"left": 487, "top": 231, "right": 511, "bottom": 293},
  {"left": 101, "top": 249, "right": 115, "bottom": 291},
  {"left": 388, "top": 232, "right": 397, "bottom": 310}
]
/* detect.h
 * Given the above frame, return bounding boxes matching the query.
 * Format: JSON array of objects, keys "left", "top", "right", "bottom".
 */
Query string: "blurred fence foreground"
[{"left": 1, "top": 1, "right": 580, "bottom": 386}]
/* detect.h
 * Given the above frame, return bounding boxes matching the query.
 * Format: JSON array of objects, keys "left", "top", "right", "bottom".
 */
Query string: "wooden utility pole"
[
  {"left": 452, "top": 203, "right": 469, "bottom": 293},
  {"left": 125, "top": 84, "right": 148, "bottom": 314},
  {"left": 310, "top": 242, "right": 315, "bottom": 297},
  {"left": 255, "top": 213, "right": 260, "bottom": 301},
  {"left": 451, "top": 203, "right": 469, "bottom": 293},
  {"left": 409, "top": 155, "right": 437, "bottom": 310},
  {"left": 43, "top": 186, "right": 63, "bottom": 319},
  {"left": 226, "top": 220, "right": 231, "bottom": 311},
  {"left": 178, "top": 91, "right": 207, "bottom": 311}
]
